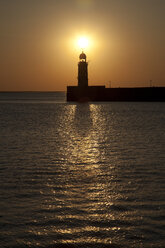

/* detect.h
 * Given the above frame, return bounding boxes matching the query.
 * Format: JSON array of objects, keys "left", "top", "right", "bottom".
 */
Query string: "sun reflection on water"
[{"left": 26, "top": 103, "right": 127, "bottom": 247}]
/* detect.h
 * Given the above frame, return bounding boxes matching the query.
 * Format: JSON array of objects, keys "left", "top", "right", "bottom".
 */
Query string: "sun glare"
[
  {"left": 70, "top": 33, "right": 97, "bottom": 55},
  {"left": 77, "top": 37, "right": 89, "bottom": 50}
]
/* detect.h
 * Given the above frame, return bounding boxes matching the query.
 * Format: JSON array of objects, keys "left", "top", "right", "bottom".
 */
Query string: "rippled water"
[{"left": 0, "top": 92, "right": 165, "bottom": 248}]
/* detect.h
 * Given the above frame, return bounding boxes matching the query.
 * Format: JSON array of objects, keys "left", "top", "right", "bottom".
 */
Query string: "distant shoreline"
[{"left": 0, "top": 91, "right": 65, "bottom": 93}]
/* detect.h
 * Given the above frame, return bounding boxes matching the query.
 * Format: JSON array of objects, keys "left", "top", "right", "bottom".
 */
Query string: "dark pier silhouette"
[{"left": 67, "top": 52, "right": 165, "bottom": 102}]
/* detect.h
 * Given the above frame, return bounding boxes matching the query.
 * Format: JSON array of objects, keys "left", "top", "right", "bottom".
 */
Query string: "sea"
[{"left": 0, "top": 92, "right": 165, "bottom": 248}]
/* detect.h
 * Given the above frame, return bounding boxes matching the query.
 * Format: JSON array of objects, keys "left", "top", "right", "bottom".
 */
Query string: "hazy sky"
[{"left": 0, "top": 0, "right": 165, "bottom": 91}]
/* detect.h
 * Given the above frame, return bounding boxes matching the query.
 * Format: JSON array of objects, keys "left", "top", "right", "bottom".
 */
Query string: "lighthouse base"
[{"left": 67, "top": 86, "right": 105, "bottom": 102}]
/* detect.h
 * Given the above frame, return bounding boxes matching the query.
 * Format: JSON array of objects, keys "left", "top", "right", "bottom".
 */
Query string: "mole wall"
[{"left": 67, "top": 86, "right": 165, "bottom": 102}]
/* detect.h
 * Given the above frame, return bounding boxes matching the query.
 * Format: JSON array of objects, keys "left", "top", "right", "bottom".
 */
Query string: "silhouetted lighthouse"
[{"left": 78, "top": 52, "right": 88, "bottom": 88}]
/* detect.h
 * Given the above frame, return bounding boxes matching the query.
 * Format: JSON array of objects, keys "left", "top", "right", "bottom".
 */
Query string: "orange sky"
[{"left": 0, "top": 0, "right": 165, "bottom": 91}]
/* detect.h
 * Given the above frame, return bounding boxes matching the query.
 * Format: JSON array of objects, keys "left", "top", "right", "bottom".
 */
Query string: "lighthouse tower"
[{"left": 78, "top": 52, "right": 88, "bottom": 88}]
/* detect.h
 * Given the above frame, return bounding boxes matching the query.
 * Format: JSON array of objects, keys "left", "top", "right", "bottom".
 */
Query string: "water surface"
[{"left": 0, "top": 92, "right": 165, "bottom": 248}]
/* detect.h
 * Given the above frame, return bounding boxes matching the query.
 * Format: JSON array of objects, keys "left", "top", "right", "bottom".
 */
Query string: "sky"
[{"left": 0, "top": 0, "right": 165, "bottom": 91}]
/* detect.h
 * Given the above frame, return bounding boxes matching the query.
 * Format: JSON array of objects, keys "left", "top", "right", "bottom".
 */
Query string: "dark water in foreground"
[{"left": 0, "top": 92, "right": 165, "bottom": 248}]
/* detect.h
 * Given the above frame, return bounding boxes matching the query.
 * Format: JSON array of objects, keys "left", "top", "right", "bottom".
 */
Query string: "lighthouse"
[
  {"left": 78, "top": 52, "right": 88, "bottom": 88},
  {"left": 67, "top": 52, "right": 105, "bottom": 101}
]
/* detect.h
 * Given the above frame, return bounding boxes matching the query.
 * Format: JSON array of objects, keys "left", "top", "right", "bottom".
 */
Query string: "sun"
[{"left": 77, "top": 37, "right": 89, "bottom": 50}]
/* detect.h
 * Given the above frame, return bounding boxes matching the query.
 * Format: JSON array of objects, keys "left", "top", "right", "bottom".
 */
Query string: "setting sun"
[{"left": 77, "top": 37, "right": 89, "bottom": 50}]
